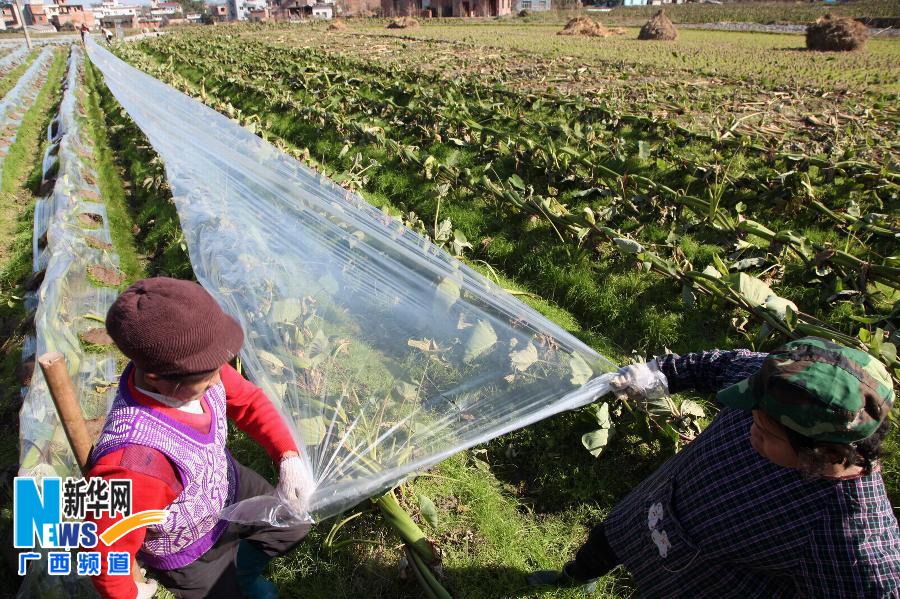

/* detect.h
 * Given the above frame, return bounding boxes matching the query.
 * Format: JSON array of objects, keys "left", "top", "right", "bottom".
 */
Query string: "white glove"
[
  {"left": 610, "top": 360, "right": 669, "bottom": 400},
  {"left": 135, "top": 577, "right": 158, "bottom": 599},
  {"left": 276, "top": 455, "right": 316, "bottom": 517}
]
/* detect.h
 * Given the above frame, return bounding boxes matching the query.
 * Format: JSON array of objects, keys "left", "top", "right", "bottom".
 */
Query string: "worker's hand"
[
  {"left": 135, "top": 577, "right": 158, "bottom": 599},
  {"left": 610, "top": 360, "right": 669, "bottom": 401},
  {"left": 276, "top": 455, "right": 316, "bottom": 517}
]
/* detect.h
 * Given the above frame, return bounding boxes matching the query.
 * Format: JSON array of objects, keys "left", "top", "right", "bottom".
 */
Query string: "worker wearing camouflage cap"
[{"left": 531, "top": 337, "right": 899, "bottom": 597}]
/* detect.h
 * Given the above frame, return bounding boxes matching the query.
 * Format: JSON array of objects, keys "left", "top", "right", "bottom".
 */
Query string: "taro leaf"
[
  {"left": 435, "top": 218, "right": 453, "bottom": 242},
  {"left": 613, "top": 238, "right": 643, "bottom": 254},
  {"left": 308, "top": 330, "right": 330, "bottom": 365},
  {"left": 582, "top": 427, "right": 613, "bottom": 458},
  {"left": 257, "top": 349, "right": 286, "bottom": 372},
  {"left": 880, "top": 342, "right": 897, "bottom": 366},
  {"left": 645, "top": 397, "right": 676, "bottom": 418},
  {"left": 451, "top": 230, "right": 472, "bottom": 256},
  {"left": 433, "top": 277, "right": 460, "bottom": 314},
  {"left": 725, "top": 273, "right": 772, "bottom": 307},
  {"left": 569, "top": 352, "right": 593, "bottom": 386},
  {"left": 679, "top": 399, "right": 706, "bottom": 419},
  {"left": 593, "top": 401, "right": 612, "bottom": 429},
  {"left": 829, "top": 290, "right": 862, "bottom": 304},
  {"left": 297, "top": 415, "right": 327, "bottom": 445},
  {"left": 712, "top": 253, "right": 729, "bottom": 276},
  {"left": 417, "top": 494, "right": 439, "bottom": 530},
  {"left": 318, "top": 274, "right": 339, "bottom": 295},
  {"left": 463, "top": 320, "right": 497, "bottom": 362},
  {"left": 764, "top": 295, "right": 798, "bottom": 321},
  {"left": 392, "top": 380, "right": 419, "bottom": 402},
  {"left": 702, "top": 264, "right": 722, "bottom": 279},
  {"left": 20, "top": 445, "right": 42, "bottom": 469},
  {"left": 508, "top": 174, "right": 526, "bottom": 191},
  {"left": 272, "top": 298, "right": 303, "bottom": 323},
  {"left": 681, "top": 284, "right": 696, "bottom": 309},
  {"left": 510, "top": 342, "right": 538, "bottom": 372},
  {"left": 637, "top": 140, "right": 651, "bottom": 160},
  {"left": 731, "top": 257, "right": 766, "bottom": 271},
  {"left": 574, "top": 188, "right": 602, "bottom": 199}
]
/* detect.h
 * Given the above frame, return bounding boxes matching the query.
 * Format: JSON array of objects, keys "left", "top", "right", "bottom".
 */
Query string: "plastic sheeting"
[
  {"left": 87, "top": 40, "right": 616, "bottom": 522},
  {"left": 0, "top": 48, "right": 53, "bottom": 177},
  {"left": 19, "top": 46, "right": 123, "bottom": 486},
  {"left": 0, "top": 44, "right": 30, "bottom": 75}
]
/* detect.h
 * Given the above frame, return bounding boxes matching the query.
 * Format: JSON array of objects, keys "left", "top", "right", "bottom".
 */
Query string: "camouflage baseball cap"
[{"left": 717, "top": 337, "right": 895, "bottom": 444}]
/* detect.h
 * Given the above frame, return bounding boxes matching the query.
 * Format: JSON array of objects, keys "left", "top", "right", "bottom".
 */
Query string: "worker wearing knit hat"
[
  {"left": 87, "top": 277, "right": 315, "bottom": 599},
  {"left": 106, "top": 277, "right": 244, "bottom": 377}
]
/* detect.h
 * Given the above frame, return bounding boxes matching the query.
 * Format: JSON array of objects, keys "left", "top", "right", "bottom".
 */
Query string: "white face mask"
[{"left": 136, "top": 385, "right": 205, "bottom": 415}]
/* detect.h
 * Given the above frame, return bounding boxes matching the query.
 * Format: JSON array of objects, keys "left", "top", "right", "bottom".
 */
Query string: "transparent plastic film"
[
  {"left": 19, "top": 46, "right": 123, "bottom": 487},
  {"left": 0, "top": 44, "right": 30, "bottom": 75},
  {"left": 0, "top": 48, "right": 54, "bottom": 179},
  {"left": 87, "top": 40, "right": 617, "bottom": 523}
]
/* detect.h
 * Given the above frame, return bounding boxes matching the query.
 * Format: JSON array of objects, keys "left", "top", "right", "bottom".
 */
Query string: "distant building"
[
  {"left": 24, "top": 2, "right": 50, "bottom": 26},
  {"left": 211, "top": 3, "right": 227, "bottom": 20},
  {"left": 92, "top": 0, "right": 140, "bottom": 20},
  {"left": 515, "top": 0, "right": 548, "bottom": 11},
  {"left": 311, "top": 1, "right": 331, "bottom": 17},
  {"left": 1, "top": 2, "right": 25, "bottom": 28},
  {"left": 383, "top": 0, "right": 513, "bottom": 18},
  {"left": 99, "top": 11, "right": 137, "bottom": 28},
  {"left": 47, "top": 0, "right": 95, "bottom": 29},
  {"left": 332, "top": 0, "right": 371, "bottom": 16},
  {"left": 271, "top": 0, "right": 310, "bottom": 20},
  {"left": 247, "top": 4, "right": 268, "bottom": 19},
  {"left": 227, "top": 0, "right": 267, "bottom": 20},
  {"left": 150, "top": 0, "right": 182, "bottom": 17}
]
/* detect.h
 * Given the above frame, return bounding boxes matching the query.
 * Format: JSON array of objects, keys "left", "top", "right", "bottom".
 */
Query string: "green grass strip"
[{"left": 81, "top": 56, "right": 146, "bottom": 283}]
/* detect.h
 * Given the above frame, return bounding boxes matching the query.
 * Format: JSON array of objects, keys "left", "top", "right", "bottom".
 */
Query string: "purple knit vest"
[{"left": 91, "top": 363, "right": 239, "bottom": 570}]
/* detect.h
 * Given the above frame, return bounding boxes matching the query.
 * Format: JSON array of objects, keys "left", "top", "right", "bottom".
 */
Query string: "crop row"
[{"left": 115, "top": 34, "right": 898, "bottom": 382}]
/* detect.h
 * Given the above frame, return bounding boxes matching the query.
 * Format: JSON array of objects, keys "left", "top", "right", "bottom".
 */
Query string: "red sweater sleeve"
[
  {"left": 86, "top": 449, "right": 180, "bottom": 599},
  {"left": 221, "top": 364, "right": 299, "bottom": 462}
]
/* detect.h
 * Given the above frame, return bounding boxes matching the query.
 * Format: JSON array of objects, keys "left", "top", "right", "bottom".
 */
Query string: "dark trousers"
[
  {"left": 146, "top": 462, "right": 310, "bottom": 598},
  {"left": 570, "top": 522, "right": 620, "bottom": 581}
]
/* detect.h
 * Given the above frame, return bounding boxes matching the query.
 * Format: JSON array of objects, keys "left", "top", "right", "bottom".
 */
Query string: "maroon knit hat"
[{"left": 106, "top": 277, "right": 244, "bottom": 377}]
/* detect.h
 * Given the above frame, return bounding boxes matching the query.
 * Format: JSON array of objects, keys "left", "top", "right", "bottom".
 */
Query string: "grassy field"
[{"left": 98, "top": 19, "right": 899, "bottom": 599}]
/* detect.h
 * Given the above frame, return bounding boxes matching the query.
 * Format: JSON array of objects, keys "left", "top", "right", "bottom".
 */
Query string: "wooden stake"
[{"left": 37, "top": 351, "right": 145, "bottom": 584}]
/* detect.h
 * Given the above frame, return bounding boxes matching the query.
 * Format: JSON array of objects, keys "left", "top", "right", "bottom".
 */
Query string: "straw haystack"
[
  {"left": 806, "top": 14, "right": 867, "bottom": 51},
  {"left": 558, "top": 16, "right": 622, "bottom": 38},
  {"left": 387, "top": 16, "right": 419, "bottom": 29},
  {"left": 638, "top": 9, "right": 678, "bottom": 41}
]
